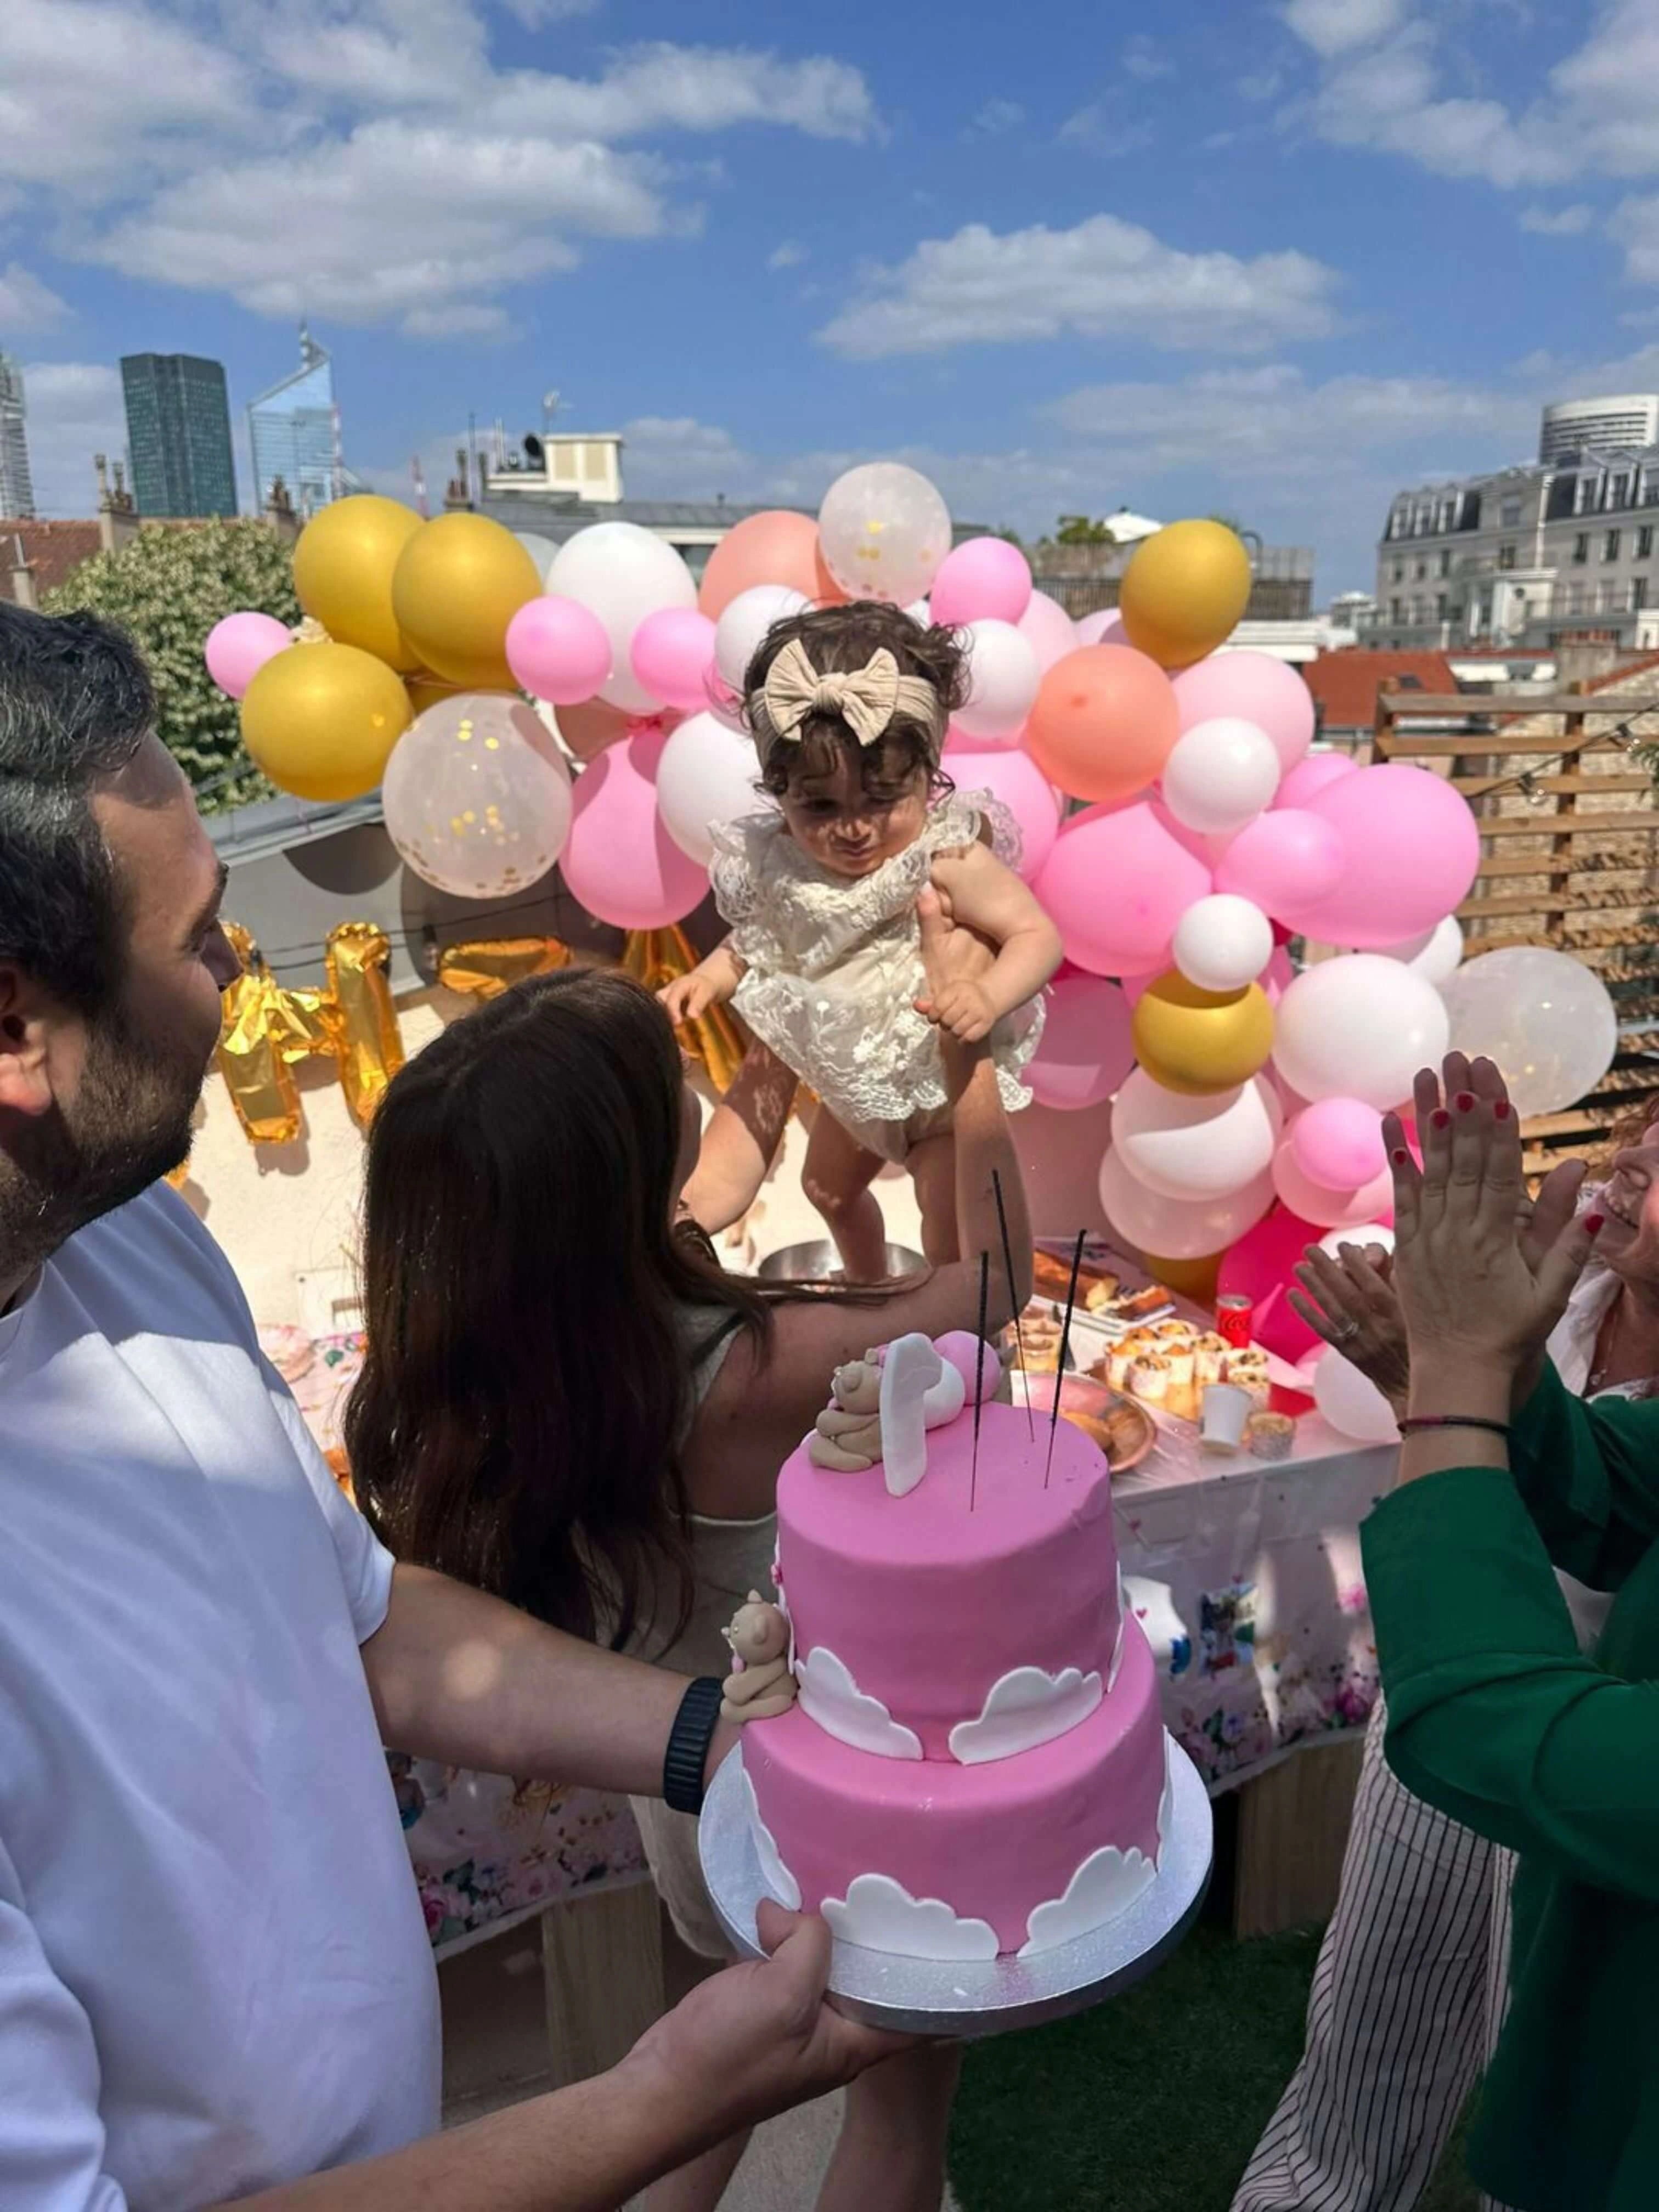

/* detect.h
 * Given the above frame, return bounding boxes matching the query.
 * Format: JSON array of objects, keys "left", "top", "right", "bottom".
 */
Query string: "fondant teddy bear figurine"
[
  {"left": 719, "top": 1592, "right": 797, "bottom": 1725},
  {"left": 806, "top": 1354, "right": 885, "bottom": 1471}
]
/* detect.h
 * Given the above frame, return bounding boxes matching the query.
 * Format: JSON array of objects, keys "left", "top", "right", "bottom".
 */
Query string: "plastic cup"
[{"left": 1200, "top": 1383, "right": 1251, "bottom": 1453}]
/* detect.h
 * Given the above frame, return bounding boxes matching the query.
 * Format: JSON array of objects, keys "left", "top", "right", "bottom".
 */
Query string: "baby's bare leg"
[
  {"left": 680, "top": 1042, "right": 798, "bottom": 1235},
  {"left": 908, "top": 1133, "right": 961, "bottom": 1266},
  {"left": 801, "top": 1110, "right": 889, "bottom": 1281}
]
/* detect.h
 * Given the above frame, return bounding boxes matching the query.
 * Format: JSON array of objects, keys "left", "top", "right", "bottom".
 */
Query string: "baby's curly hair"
[{"left": 743, "top": 600, "right": 968, "bottom": 800}]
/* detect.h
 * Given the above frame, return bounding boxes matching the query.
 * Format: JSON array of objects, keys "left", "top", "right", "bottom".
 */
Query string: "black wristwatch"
[{"left": 663, "top": 1676, "right": 725, "bottom": 1814}]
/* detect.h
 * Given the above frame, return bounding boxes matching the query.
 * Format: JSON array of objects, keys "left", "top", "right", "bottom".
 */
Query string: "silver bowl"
[{"left": 757, "top": 1237, "right": 926, "bottom": 1283}]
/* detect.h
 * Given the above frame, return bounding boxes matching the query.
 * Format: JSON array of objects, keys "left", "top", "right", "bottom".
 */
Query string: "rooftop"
[
  {"left": 2, "top": 518, "right": 104, "bottom": 596},
  {"left": 1302, "top": 649, "right": 1458, "bottom": 731}
]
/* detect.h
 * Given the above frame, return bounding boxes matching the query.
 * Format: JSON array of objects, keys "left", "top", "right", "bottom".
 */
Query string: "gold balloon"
[
  {"left": 391, "top": 513, "right": 541, "bottom": 691},
  {"left": 404, "top": 668, "right": 473, "bottom": 718},
  {"left": 1143, "top": 1250, "right": 1223, "bottom": 1303},
  {"left": 292, "top": 495, "right": 424, "bottom": 670},
  {"left": 1119, "top": 520, "right": 1252, "bottom": 670},
  {"left": 1132, "top": 971, "right": 1273, "bottom": 1096},
  {"left": 241, "top": 642, "right": 412, "bottom": 803}
]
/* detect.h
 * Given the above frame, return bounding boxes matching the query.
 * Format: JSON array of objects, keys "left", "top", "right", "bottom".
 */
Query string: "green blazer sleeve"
[
  {"left": 1363, "top": 1464, "right": 1659, "bottom": 1899},
  {"left": 1509, "top": 1359, "right": 1659, "bottom": 1589}
]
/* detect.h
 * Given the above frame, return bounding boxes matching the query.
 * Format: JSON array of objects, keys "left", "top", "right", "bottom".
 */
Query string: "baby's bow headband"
[{"left": 760, "top": 638, "right": 940, "bottom": 748}]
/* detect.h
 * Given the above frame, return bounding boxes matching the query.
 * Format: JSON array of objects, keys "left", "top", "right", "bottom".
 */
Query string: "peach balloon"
[
  {"left": 697, "top": 511, "right": 844, "bottom": 619},
  {"left": 1024, "top": 644, "right": 1181, "bottom": 804}
]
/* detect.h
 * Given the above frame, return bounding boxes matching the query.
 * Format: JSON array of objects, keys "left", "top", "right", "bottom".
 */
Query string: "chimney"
[
  {"left": 1555, "top": 629, "right": 1622, "bottom": 690},
  {"left": 9, "top": 535, "right": 36, "bottom": 611},
  {"left": 96, "top": 454, "right": 139, "bottom": 555},
  {"left": 263, "top": 475, "right": 300, "bottom": 546}
]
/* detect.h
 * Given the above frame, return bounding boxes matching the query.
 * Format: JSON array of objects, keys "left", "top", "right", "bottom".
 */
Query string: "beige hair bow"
[{"left": 760, "top": 638, "right": 940, "bottom": 749}]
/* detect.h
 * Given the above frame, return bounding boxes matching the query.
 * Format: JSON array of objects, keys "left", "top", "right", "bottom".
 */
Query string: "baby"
[{"left": 661, "top": 602, "right": 1062, "bottom": 1277}]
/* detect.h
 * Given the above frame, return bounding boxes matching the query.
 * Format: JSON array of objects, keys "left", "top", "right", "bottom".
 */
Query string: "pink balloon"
[
  {"left": 561, "top": 726, "right": 709, "bottom": 929},
  {"left": 1217, "top": 1204, "right": 1325, "bottom": 1365},
  {"left": 929, "top": 537, "right": 1034, "bottom": 627},
  {"left": 1262, "top": 945, "right": 1294, "bottom": 1007},
  {"left": 1075, "top": 608, "right": 1125, "bottom": 647},
  {"left": 1270, "top": 1135, "right": 1395, "bottom": 1232},
  {"left": 1171, "top": 651, "right": 1315, "bottom": 771},
  {"left": 1017, "top": 590, "right": 1080, "bottom": 673},
  {"left": 507, "top": 596, "right": 614, "bottom": 707},
  {"left": 1026, "top": 973, "right": 1136, "bottom": 1111},
  {"left": 205, "top": 611, "right": 290, "bottom": 701},
  {"left": 1215, "top": 808, "right": 1345, "bottom": 919},
  {"left": 949, "top": 746, "right": 1063, "bottom": 880},
  {"left": 630, "top": 607, "right": 718, "bottom": 713},
  {"left": 1279, "top": 764, "right": 1480, "bottom": 949},
  {"left": 1289, "top": 1098, "right": 1386, "bottom": 1190},
  {"left": 1034, "top": 803, "right": 1212, "bottom": 978},
  {"left": 1277, "top": 753, "right": 1358, "bottom": 809},
  {"left": 1119, "top": 970, "right": 1157, "bottom": 1007}
]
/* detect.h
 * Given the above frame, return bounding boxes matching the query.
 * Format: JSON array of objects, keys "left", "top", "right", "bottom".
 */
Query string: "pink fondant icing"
[
  {"left": 746, "top": 1617, "right": 1166, "bottom": 1956},
  {"left": 776, "top": 1398, "right": 1121, "bottom": 1760}
]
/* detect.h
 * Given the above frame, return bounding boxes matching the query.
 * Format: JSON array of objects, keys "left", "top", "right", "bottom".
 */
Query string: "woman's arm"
[
  {"left": 1506, "top": 1360, "right": 1659, "bottom": 1589},
  {"left": 921, "top": 844, "right": 1063, "bottom": 1043}
]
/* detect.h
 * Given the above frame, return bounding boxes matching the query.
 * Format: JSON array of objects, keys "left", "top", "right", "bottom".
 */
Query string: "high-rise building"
[
  {"left": 0, "top": 355, "right": 36, "bottom": 518},
  {"left": 120, "top": 353, "right": 237, "bottom": 518},
  {"left": 1539, "top": 393, "right": 1659, "bottom": 465},
  {"left": 247, "top": 325, "right": 338, "bottom": 521}
]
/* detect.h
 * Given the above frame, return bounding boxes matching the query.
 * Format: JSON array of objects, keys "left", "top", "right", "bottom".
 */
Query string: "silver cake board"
[{"left": 699, "top": 1732, "right": 1213, "bottom": 2039}]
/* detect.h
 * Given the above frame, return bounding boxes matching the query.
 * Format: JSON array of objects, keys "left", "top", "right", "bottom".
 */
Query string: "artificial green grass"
[{"left": 947, "top": 1923, "right": 1478, "bottom": 2212}]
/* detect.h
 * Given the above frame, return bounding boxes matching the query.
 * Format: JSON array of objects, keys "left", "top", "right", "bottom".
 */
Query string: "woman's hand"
[
  {"left": 1290, "top": 1244, "right": 1411, "bottom": 1413},
  {"left": 1387, "top": 1054, "right": 1601, "bottom": 1409}
]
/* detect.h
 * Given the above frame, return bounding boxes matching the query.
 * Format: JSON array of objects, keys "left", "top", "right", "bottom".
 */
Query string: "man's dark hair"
[{"left": 0, "top": 603, "right": 155, "bottom": 1013}]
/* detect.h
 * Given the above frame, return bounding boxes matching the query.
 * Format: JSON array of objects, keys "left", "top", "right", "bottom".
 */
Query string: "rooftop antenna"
[{"left": 410, "top": 453, "right": 429, "bottom": 518}]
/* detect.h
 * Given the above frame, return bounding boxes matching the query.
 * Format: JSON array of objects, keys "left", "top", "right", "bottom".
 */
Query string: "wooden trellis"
[{"left": 1373, "top": 684, "right": 1659, "bottom": 1173}]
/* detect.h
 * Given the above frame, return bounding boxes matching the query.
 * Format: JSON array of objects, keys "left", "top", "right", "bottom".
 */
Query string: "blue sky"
[{"left": 8, "top": 0, "right": 1659, "bottom": 591}]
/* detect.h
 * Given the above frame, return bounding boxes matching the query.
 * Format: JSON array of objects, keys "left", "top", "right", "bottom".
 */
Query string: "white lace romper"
[{"left": 708, "top": 790, "right": 1045, "bottom": 1164}]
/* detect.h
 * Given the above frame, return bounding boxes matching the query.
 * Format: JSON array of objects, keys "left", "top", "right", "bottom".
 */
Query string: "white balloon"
[
  {"left": 1273, "top": 955, "right": 1451, "bottom": 1110},
  {"left": 1312, "top": 1348, "right": 1400, "bottom": 1444},
  {"left": 1173, "top": 893, "right": 1274, "bottom": 993},
  {"left": 714, "top": 583, "right": 810, "bottom": 697},
  {"left": 904, "top": 597, "right": 932, "bottom": 627},
  {"left": 513, "top": 531, "right": 559, "bottom": 583},
  {"left": 545, "top": 523, "right": 697, "bottom": 716},
  {"left": 655, "top": 710, "right": 768, "bottom": 866},
  {"left": 1110, "top": 1071, "right": 1282, "bottom": 1200},
  {"left": 1440, "top": 947, "right": 1617, "bottom": 1119},
  {"left": 1376, "top": 914, "right": 1465, "bottom": 986},
  {"left": 952, "top": 618, "right": 1040, "bottom": 744},
  {"left": 1099, "top": 1148, "right": 1276, "bottom": 1261},
  {"left": 1161, "top": 716, "right": 1282, "bottom": 835},
  {"left": 1316, "top": 1223, "right": 1395, "bottom": 1261},
  {"left": 817, "top": 462, "right": 953, "bottom": 605}
]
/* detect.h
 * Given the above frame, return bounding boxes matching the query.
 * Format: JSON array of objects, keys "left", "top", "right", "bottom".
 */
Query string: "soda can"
[{"left": 1216, "top": 1293, "right": 1254, "bottom": 1350}]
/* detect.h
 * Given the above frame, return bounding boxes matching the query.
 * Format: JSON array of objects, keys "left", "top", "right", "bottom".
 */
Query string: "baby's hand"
[
  {"left": 659, "top": 970, "right": 718, "bottom": 1025},
  {"left": 927, "top": 977, "right": 998, "bottom": 1043}
]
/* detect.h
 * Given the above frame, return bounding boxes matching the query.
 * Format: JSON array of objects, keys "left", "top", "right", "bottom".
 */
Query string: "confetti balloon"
[
  {"left": 817, "top": 462, "right": 952, "bottom": 605},
  {"left": 1440, "top": 947, "right": 1617, "bottom": 1118},
  {"left": 382, "top": 694, "right": 573, "bottom": 900}
]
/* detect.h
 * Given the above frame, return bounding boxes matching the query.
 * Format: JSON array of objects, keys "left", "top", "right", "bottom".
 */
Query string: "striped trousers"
[{"left": 1232, "top": 1698, "right": 1515, "bottom": 2212}]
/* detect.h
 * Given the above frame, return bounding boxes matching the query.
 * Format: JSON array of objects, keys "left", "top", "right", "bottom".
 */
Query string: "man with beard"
[{"left": 0, "top": 605, "right": 904, "bottom": 2210}]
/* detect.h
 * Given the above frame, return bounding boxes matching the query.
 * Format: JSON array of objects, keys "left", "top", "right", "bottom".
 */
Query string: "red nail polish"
[
  {"left": 1587, "top": 1214, "right": 1606, "bottom": 1235},
  {"left": 1391, "top": 1147, "right": 1409, "bottom": 1165},
  {"left": 1455, "top": 1092, "right": 1476, "bottom": 1113},
  {"left": 1493, "top": 1101, "right": 1511, "bottom": 1120},
  {"left": 1431, "top": 1109, "right": 1450, "bottom": 1130}
]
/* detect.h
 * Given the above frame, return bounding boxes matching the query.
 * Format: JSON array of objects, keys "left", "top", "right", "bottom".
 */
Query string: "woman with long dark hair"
[{"left": 348, "top": 891, "right": 1032, "bottom": 2212}]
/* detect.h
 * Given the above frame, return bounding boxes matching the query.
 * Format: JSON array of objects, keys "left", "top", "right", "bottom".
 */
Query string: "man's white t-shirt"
[{"left": 0, "top": 1186, "right": 439, "bottom": 2209}]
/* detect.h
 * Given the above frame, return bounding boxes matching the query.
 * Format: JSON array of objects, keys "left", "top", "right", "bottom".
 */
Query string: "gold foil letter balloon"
[
  {"left": 240, "top": 642, "right": 413, "bottom": 803},
  {"left": 291, "top": 494, "right": 425, "bottom": 670},
  {"left": 391, "top": 513, "right": 541, "bottom": 691},
  {"left": 382, "top": 693, "right": 574, "bottom": 901}
]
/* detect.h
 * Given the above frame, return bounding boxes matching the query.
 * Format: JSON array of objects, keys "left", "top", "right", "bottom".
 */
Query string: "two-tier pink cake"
[{"left": 740, "top": 1330, "right": 1172, "bottom": 1961}]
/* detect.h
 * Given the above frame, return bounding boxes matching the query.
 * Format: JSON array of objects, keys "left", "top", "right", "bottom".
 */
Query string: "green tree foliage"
[
  {"left": 46, "top": 520, "right": 299, "bottom": 812},
  {"left": 1054, "top": 515, "right": 1118, "bottom": 547}
]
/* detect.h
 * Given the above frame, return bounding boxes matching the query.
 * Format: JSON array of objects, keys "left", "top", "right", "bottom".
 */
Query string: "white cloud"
[
  {"left": 822, "top": 1874, "right": 998, "bottom": 1962},
  {"left": 1520, "top": 203, "right": 1595, "bottom": 235},
  {"left": 1611, "top": 196, "right": 1659, "bottom": 284},
  {"left": 1122, "top": 34, "right": 1173, "bottom": 81},
  {"left": 768, "top": 240, "right": 808, "bottom": 270},
  {"left": 0, "top": 5, "right": 878, "bottom": 330},
  {"left": 1058, "top": 106, "right": 1157, "bottom": 159},
  {"left": 795, "top": 1647, "right": 922, "bottom": 1760},
  {"left": 0, "top": 262, "right": 69, "bottom": 332},
  {"left": 817, "top": 215, "right": 1341, "bottom": 359},
  {"left": 948, "top": 1666, "right": 1103, "bottom": 1765},
  {"left": 1283, "top": 0, "right": 1408, "bottom": 58},
  {"left": 15, "top": 362, "right": 125, "bottom": 519},
  {"left": 968, "top": 97, "right": 1026, "bottom": 137}
]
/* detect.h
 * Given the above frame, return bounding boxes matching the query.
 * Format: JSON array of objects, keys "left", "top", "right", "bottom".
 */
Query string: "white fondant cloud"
[
  {"left": 796, "top": 1646, "right": 923, "bottom": 1759},
  {"left": 948, "top": 1664, "right": 1104, "bottom": 1765},
  {"left": 822, "top": 1872, "right": 998, "bottom": 1961},
  {"left": 1018, "top": 1730, "right": 1176, "bottom": 1957},
  {"left": 740, "top": 1763, "right": 801, "bottom": 1911},
  {"left": 1108, "top": 1565, "right": 1127, "bottom": 1693}
]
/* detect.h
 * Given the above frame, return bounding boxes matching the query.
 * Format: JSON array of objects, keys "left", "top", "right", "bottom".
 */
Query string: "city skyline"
[
  {"left": 7, "top": 2, "right": 1659, "bottom": 589},
  {"left": 120, "top": 352, "right": 237, "bottom": 519}
]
